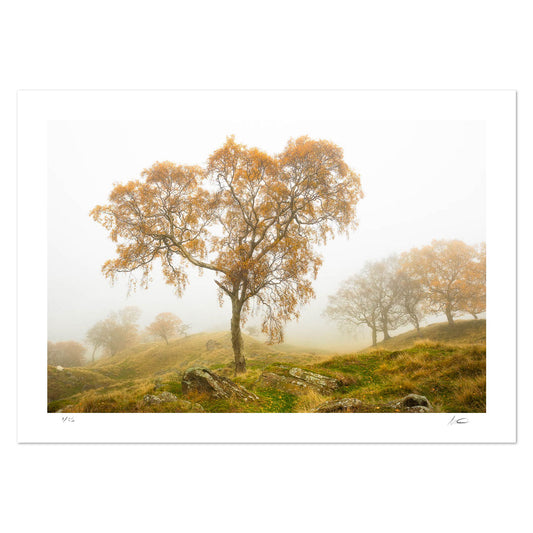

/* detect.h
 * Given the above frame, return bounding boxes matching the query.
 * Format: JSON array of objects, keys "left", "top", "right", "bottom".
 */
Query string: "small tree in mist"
[
  {"left": 147, "top": 312, "right": 188, "bottom": 344},
  {"left": 401, "top": 240, "right": 486, "bottom": 326},
  {"left": 361, "top": 256, "right": 405, "bottom": 340},
  {"left": 86, "top": 321, "right": 107, "bottom": 362},
  {"left": 92, "top": 136, "right": 362, "bottom": 373},
  {"left": 48, "top": 341, "right": 87, "bottom": 367},
  {"left": 86, "top": 306, "right": 141, "bottom": 357},
  {"left": 395, "top": 271, "right": 425, "bottom": 333},
  {"left": 325, "top": 274, "right": 381, "bottom": 346}
]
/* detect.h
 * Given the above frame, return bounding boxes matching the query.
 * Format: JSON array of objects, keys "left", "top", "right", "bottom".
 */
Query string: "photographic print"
[{"left": 17, "top": 90, "right": 516, "bottom": 442}]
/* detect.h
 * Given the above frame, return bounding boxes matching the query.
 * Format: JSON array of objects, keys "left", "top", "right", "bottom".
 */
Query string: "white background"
[
  {"left": 2, "top": 1, "right": 530, "bottom": 532},
  {"left": 17, "top": 90, "right": 514, "bottom": 444}
]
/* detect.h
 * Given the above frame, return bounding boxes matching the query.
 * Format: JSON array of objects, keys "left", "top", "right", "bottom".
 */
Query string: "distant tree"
[
  {"left": 86, "top": 320, "right": 107, "bottom": 362},
  {"left": 245, "top": 325, "right": 260, "bottom": 337},
  {"left": 87, "top": 306, "right": 141, "bottom": 356},
  {"left": 361, "top": 256, "right": 405, "bottom": 340},
  {"left": 325, "top": 274, "right": 381, "bottom": 346},
  {"left": 459, "top": 242, "right": 486, "bottom": 319},
  {"left": 401, "top": 239, "right": 486, "bottom": 326},
  {"left": 147, "top": 312, "right": 185, "bottom": 344},
  {"left": 48, "top": 341, "right": 87, "bottom": 367},
  {"left": 395, "top": 271, "right": 425, "bottom": 333},
  {"left": 91, "top": 136, "right": 362, "bottom": 372}
]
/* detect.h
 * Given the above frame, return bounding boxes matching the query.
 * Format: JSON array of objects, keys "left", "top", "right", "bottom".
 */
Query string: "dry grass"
[{"left": 293, "top": 389, "right": 331, "bottom": 412}]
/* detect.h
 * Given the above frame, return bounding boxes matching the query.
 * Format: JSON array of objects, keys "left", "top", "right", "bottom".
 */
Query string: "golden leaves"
[{"left": 92, "top": 135, "right": 363, "bottom": 344}]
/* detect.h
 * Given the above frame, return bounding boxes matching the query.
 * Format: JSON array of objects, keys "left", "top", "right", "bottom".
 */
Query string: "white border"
[{"left": 17, "top": 90, "right": 516, "bottom": 443}]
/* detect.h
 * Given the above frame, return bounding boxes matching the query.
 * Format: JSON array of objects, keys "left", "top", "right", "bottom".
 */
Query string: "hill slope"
[
  {"left": 369, "top": 319, "right": 486, "bottom": 351},
  {"left": 48, "top": 320, "right": 486, "bottom": 413},
  {"left": 89, "top": 331, "right": 330, "bottom": 378}
]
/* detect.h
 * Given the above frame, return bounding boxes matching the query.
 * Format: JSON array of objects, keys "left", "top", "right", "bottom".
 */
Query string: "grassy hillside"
[
  {"left": 48, "top": 320, "right": 486, "bottom": 413},
  {"left": 89, "top": 331, "right": 330, "bottom": 378},
  {"left": 370, "top": 319, "right": 486, "bottom": 351}
]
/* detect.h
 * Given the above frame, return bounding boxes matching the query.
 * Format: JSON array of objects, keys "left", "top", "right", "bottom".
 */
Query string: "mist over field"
[{"left": 48, "top": 119, "right": 485, "bottom": 352}]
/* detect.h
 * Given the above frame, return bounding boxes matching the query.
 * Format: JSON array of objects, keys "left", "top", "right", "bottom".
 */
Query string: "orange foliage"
[
  {"left": 91, "top": 136, "right": 362, "bottom": 371},
  {"left": 400, "top": 240, "right": 486, "bottom": 324},
  {"left": 146, "top": 312, "right": 185, "bottom": 344}
]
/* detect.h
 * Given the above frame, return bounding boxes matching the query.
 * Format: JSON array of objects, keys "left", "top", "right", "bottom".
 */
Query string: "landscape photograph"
[{"left": 47, "top": 118, "right": 486, "bottom": 414}]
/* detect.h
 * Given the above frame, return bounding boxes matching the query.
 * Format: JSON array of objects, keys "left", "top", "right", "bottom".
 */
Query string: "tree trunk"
[
  {"left": 445, "top": 305, "right": 455, "bottom": 326},
  {"left": 371, "top": 327, "right": 377, "bottom": 347},
  {"left": 231, "top": 298, "right": 246, "bottom": 374},
  {"left": 382, "top": 323, "right": 390, "bottom": 341},
  {"left": 414, "top": 315, "right": 420, "bottom": 333},
  {"left": 91, "top": 346, "right": 96, "bottom": 363}
]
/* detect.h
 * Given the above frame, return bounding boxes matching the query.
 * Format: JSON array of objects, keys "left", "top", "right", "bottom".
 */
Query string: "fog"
[{"left": 48, "top": 119, "right": 485, "bottom": 351}]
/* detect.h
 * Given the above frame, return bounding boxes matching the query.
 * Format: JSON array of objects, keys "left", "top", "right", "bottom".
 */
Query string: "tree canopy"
[{"left": 92, "top": 136, "right": 363, "bottom": 372}]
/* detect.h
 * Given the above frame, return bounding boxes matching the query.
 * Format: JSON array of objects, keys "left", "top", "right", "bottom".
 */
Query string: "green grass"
[{"left": 49, "top": 320, "right": 486, "bottom": 413}]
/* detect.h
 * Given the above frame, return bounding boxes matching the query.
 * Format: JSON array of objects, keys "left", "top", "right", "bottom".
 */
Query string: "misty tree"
[
  {"left": 48, "top": 341, "right": 87, "bottom": 367},
  {"left": 361, "top": 256, "right": 405, "bottom": 340},
  {"left": 326, "top": 256, "right": 410, "bottom": 345},
  {"left": 460, "top": 242, "right": 486, "bottom": 319},
  {"left": 86, "top": 306, "right": 141, "bottom": 357},
  {"left": 147, "top": 312, "right": 188, "bottom": 344},
  {"left": 395, "top": 271, "right": 425, "bottom": 333},
  {"left": 401, "top": 240, "right": 486, "bottom": 326},
  {"left": 92, "top": 136, "right": 362, "bottom": 373},
  {"left": 325, "top": 274, "right": 381, "bottom": 346},
  {"left": 86, "top": 320, "right": 107, "bottom": 362}
]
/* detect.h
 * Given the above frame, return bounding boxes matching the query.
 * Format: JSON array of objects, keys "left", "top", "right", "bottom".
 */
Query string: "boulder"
[
  {"left": 143, "top": 392, "right": 178, "bottom": 404},
  {"left": 259, "top": 372, "right": 312, "bottom": 390},
  {"left": 182, "top": 367, "right": 259, "bottom": 401},
  {"left": 205, "top": 339, "right": 222, "bottom": 351},
  {"left": 142, "top": 392, "right": 204, "bottom": 411},
  {"left": 404, "top": 405, "right": 431, "bottom": 413},
  {"left": 393, "top": 394, "right": 432, "bottom": 411},
  {"left": 288, "top": 368, "right": 341, "bottom": 392},
  {"left": 313, "top": 398, "right": 363, "bottom": 413}
]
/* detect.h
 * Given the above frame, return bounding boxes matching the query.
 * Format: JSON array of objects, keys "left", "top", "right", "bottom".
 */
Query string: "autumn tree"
[
  {"left": 47, "top": 341, "right": 87, "bottom": 367},
  {"left": 325, "top": 274, "right": 381, "bottom": 346},
  {"left": 459, "top": 242, "right": 486, "bottom": 319},
  {"left": 400, "top": 239, "right": 486, "bottom": 326},
  {"left": 86, "top": 307, "right": 141, "bottom": 356},
  {"left": 147, "top": 312, "right": 187, "bottom": 344},
  {"left": 91, "top": 136, "right": 362, "bottom": 372}
]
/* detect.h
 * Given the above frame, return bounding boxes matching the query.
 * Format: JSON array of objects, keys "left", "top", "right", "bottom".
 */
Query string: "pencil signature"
[{"left": 448, "top": 415, "right": 469, "bottom": 425}]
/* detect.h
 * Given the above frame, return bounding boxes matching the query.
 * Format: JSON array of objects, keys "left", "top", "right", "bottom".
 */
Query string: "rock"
[
  {"left": 404, "top": 405, "right": 431, "bottom": 413},
  {"left": 56, "top": 365, "right": 64, "bottom": 371},
  {"left": 143, "top": 392, "right": 178, "bottom": 405},
  {"left": 142, "top": 392, "right": 204, "bottom": 411},
  {"left": 313, "top": 398, "right": 363, "bottom": 413},
  {"left": 205, "top": 339, "right": 222, "bottom": 351},
  {"left": 288, "top": 368, "right": 341, "bottom": 392},
  {"left": 393, "top": 394, "right": 433, "bottom": 411},
  {"left": 259, "top": 372, "right": 311, "bottom": 390},
  {"left": 182, "top": 367, "right": 259, "bottom": 401}
]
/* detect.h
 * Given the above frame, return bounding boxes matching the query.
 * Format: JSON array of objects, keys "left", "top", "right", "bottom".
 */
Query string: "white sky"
[{"left": 48, "top": 119, "right": 485, "bottom": 350}]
